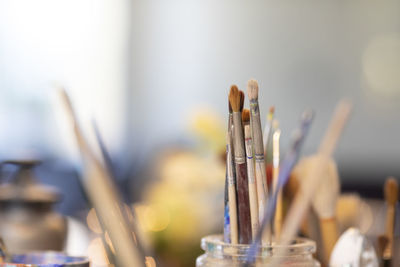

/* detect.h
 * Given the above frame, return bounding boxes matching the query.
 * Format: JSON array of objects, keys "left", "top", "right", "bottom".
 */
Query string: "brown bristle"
[
  {"left": 229, "top": 102, "right": 232, "bottom": 114},
  {"left": 384, "top": 177, "right": 398, "bottom": 205},
  {"left": 239, "top": 90, "right": 245, "bottom": 112},
  {"left": 242, "top": 109, "right": 250, "bottom": 124},
  {"left": 269, "top": 106, "right": 275, "bottom": 114},
  {"left": 229, "top": 85, "right": 241, "bottom": 112}
]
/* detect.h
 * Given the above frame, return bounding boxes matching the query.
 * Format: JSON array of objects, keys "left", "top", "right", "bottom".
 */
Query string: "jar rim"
[{"left": 201, "top": 234, "right": 316, "bottom": 257}]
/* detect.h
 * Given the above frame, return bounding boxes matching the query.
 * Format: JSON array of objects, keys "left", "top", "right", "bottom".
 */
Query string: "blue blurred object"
[{"left": 5, "top": 252, "right": 89, "bottom": 267}]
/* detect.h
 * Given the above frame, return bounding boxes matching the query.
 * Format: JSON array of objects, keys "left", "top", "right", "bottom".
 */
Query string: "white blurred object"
[
  {"left": 65, "top": 216, "right": 91, "bottom": 256},
  {"left": 330, "top": 228, "right": 379, "bottom": 267}
]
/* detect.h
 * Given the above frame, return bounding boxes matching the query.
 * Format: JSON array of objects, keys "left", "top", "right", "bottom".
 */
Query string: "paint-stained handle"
[{"left": 236, "top": 162, "right": 252, "bottom": 244}]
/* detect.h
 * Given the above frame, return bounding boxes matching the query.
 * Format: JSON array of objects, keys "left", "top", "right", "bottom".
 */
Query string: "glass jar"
[{"left": 196, "top": 235, "right": 320, "bottom": 267}]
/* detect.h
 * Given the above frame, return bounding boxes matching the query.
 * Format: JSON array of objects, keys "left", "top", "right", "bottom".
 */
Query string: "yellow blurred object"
[
  {"left": 188, "top": 107, "right": 226, "bottom": 153},
  {"left": 139, "top": 150, "right": 225, "bottom": 245},
  {"left": 135, "top": 204, "right": 171, "bottom": 232}
]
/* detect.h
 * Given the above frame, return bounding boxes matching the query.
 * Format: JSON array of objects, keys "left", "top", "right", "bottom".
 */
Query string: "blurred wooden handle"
[
  {"left": 383, "top": 205, "right": 395, "bottom": 259},
  {"left": 320, "top": 217, "right": 339, "bottom": 264}
]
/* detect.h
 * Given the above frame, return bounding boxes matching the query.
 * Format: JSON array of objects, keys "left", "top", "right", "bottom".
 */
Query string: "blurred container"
[
  {"left": 0, "top": 251, "right": 89, "bottom": 267},
  {"left": 0, "top": 160, "right": 67, "bottom": 253},
  {"left": 196, "top": 235, "right": 320, "bottom": 267}
]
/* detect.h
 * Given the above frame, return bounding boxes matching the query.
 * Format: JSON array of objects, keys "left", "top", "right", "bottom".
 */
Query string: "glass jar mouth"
[{"left": 201, "top": 234, "right": 316, "bottom": 258}]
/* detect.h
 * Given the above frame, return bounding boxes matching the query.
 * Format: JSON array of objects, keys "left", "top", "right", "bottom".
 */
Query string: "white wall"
[
  {"left": 129, "top": 0, "right": 400, "bottom": 176},
  {"left": 0, "top": 0, "right": 131, "bottom": 160}
]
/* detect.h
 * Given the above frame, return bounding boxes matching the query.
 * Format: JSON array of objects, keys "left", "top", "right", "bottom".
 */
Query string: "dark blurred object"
[{"left": 0, "top": 160, "right": 67, "bottom": 253}]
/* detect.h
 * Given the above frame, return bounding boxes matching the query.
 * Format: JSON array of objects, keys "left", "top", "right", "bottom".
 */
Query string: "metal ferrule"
[{"left": 232, "top": 111, "right": 245, "bottom": 163}]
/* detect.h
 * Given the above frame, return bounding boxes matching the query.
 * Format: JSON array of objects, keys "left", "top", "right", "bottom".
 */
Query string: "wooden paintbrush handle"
[
  {"left": 320, "top": 217, "right": 339, "bottom": 264},
  {"left": 255, "top": 162, "right": 267, "bottom": 222},
  {"left": 274, "top": 190, "right": 283, "bottom": 239},
  {"left": 384, "top": 205, "right": 395, "bottom": 258},
  {"left": 236, "top": 162, "right": 252, "bottom": 244},
  {"left": 228, "top": 184, "right": 239, "bottom": 244}
]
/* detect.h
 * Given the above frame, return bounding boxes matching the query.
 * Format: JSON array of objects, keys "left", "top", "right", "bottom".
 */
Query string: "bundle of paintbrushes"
[{"left": 223, "top": 80, "right": 296, "bottom": 245}]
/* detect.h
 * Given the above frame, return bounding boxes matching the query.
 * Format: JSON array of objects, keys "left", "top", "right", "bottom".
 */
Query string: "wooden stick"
[
  {"left": 272, "top": 121, "right": 282, "bottom": 239},
  {"left": 270, "top": 99, "right": 352, "bottom": 267},
  {"left": 244, "top": 124, "right": 260, "bottom": 240},
  {"left": 227, "top": 132, "right": 239, "bottom": 244},
  {"left": 263, "top": 106, "right": 275, "bottom": 164},
  {"left": 224, "top": 103, "right": 234, "bottom": 243},
  {"left": 383, "top": 177, "right": 398, "bottom": 261},
  {"left": 59, "top": 88, "right": 145, "bottom": 267}
]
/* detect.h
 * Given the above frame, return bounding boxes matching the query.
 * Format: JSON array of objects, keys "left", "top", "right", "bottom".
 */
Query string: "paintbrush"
[
  {"left": 269, "top": 99, "right": 352, "bottom": 267},
  {"left": 244, "top": 109, "right": 314, "bottom": 265},
  {"left": 263, "top": 106, "right": 275, "bottom": 161},
  {"left": 293, "top": 155, "right": 340, "bottom": 265},
  {"left": 59, "top": 88, "right": 145, "bottom": 267},
  {"left": 247, "top": 80, "right": 269, "bottom": 229},
  {"left": 92, "top": 120, "right": 148, "bottom": 258},
  {"left": 243, "top": 109, "right": 260, "bottom": 240},
  {"left": 378, "top": 235, "right": 390, "bottom": 267},
  {"left": 226, "top": 131, "right": 239, "bottom": 244},
  {"left": 271, "top": 120, "right": 282, "bottom": 239},
  {"left": 223, "top": 102, "right": 234, "bottom": 243},
  {"left": 229, "top": 85, "right": 252, "bottom": 244},
  {"left": 383, "top": 177, "right": 398, "bottom": 264}
]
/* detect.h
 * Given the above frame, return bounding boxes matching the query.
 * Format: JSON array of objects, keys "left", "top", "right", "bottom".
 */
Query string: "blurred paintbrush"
[
  {"left": 92, "top": 120, "right": 148, "bottom": 259},
  {"left": 292, "top": 154, "right": 340, "bottom": 265},
  {"left": 59, "top": 88, "right": 145, "bottom": 267},
  {"left": 383, "top": 177, "right": 398, "bottom": 265},
  {"left": 269, "top": 99, "right": 352, "bottom": 267},
  {"left": 271, "top": 120, "right": 282, "bottom": 239},
  {"left": 245, "top": 109, "right": 314, "bottom": 265}
]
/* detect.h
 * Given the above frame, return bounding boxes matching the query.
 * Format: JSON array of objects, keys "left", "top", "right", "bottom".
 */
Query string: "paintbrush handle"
[
  {"left": 228, "top": 184, "right": 239, "bottom": 244},
  {"left": 227, "top": 140, "right": 238, "bottom": 244},
  {"left": 236, "top": 162, "right": 252, "bottom": 244},
  {"left": 274, "top": 190, "right": 283, "bottom": 239},
  {"left": 255, "top": 162, "right": 268, "bottom": 222},
  {"left": 248, "top": 183, "right": 259, "bottom": 240},
  {"left": 384, "top": 204, "right": 395, "bottom": 258},
  {"left": 319, "top": 217, "right": 339, "bottom": 265},
  {"left": 245, "top": 137, "right": 259, "bottom": 239}
]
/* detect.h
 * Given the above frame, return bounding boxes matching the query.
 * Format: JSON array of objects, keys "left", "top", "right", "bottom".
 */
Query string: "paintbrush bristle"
[
  {"left": 239, "top": 90, "right": 245, "bottom": 112},
  {"left": 247, "top": 79, "right": 259, "bottom": 101},
  {"left": 242, "top": 109, "right": 250, "bottom": 124},
  {"left": 269, "top": 106, "right": 275, "bottom": 114},
  {"left": 229, "top": 102, "right": 232, "bottom": 114},
  {"left": 229, "top": 85, "right": 241, "bottom": 112},
  {"left": 384, "top": 177, "right": 398, "bottom": 205},
  {"left": 244, "top": 124, "right": 251, "bottom": 139}
]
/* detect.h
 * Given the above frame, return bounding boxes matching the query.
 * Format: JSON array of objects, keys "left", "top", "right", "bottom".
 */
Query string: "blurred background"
[{"left": 0, "top": 0, "right": 400, "bottom": 266}]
